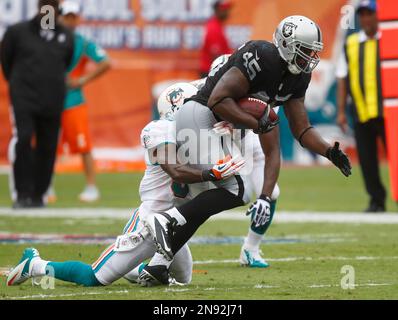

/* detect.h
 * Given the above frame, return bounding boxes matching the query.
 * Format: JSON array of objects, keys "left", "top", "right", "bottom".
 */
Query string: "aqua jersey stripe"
[
  {"left": 93, "top": 249, "right": 116, "bottom": 273},
  {"left": 123, "top": 209, "right": 140, "bottom": 234}
]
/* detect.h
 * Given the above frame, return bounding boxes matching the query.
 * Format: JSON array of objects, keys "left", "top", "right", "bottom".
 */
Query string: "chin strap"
[{"left": 288, "top": 63, "right": 301, "bottom": 75}]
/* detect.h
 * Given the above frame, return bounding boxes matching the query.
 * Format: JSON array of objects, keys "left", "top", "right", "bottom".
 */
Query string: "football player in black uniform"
[{"left": 139, "top": 15, "right": 352, "bottom": 285}]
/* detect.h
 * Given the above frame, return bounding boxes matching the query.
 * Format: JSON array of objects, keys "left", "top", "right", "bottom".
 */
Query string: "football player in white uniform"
[{"left": 7, "top": 83, "right": 245, "bottom": 288}]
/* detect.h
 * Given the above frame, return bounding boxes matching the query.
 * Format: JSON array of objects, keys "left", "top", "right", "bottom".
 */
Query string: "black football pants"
[
  {"left": 354, "top": 118, "right": 386, "bottom": 207},
  {"left": 9, "top": 104, "right": 61, "bottom": 202}
]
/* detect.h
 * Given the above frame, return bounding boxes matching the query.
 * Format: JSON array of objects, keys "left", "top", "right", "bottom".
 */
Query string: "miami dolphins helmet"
[{"left": 157, "top": 83, "right": 198, "bottom": 120}]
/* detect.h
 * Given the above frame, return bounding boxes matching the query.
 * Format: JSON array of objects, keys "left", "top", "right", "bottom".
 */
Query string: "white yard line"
[
  {"left": 6, "top": 290, "right": 130, "bottom": 300},
  {"left": 1, "top": 208, "right": 398, "bottom": 224},
  {"left": 0, "top": 208, "right": 134, "bottom": 219},
  {"left": 308, "top": 283, "right": 392, "bottom": 289},
  {"left": 193, "top": 256, "right": 398, "bottom": 265},
  {"left": 3, "top": 255, "right": 397, "bottom": 279},
  {"left": 5, "top": 282, "right": 395, "bottom": 300}
]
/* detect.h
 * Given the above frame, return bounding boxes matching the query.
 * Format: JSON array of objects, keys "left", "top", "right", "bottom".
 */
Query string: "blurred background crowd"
[{"left": 0, "top": 0, "right": 396, "bottom": 212}]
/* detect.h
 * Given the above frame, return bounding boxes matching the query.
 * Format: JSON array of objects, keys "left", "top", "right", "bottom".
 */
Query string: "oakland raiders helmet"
[
  {"left": 157, "top": 83, "right": 198, "bottom": 120},
  {"left": 273, "top": 15, "right": 323, "bottom": 75}
]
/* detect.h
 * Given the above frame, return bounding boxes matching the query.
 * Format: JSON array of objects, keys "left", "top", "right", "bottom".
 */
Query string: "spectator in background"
[
  {"left": 57, "top": 1, "right": 111, "bottom": 203},
  {"left": 336, "top": 1, "right": 386, "bottom": 212},
  {"left": 199, "top": 0, "right": 233, "bottom": 78},
  {"left": 0, "top": 0, "right": 74, "bottom": 209}
]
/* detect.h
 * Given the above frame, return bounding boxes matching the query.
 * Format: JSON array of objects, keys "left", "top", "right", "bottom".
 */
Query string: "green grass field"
[
  {"left": 0, "top": 164, "right": 396, "bottom": 211},
  {"left": 1, "top": 165, "right": 397, "bottom": 300}
]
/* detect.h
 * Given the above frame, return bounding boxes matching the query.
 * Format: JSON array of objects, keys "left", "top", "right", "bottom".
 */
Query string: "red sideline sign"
[{"left": 378, "top": 0, "right": 398, "bottom": 200}]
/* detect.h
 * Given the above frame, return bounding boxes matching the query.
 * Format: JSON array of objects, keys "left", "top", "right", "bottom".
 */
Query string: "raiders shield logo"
[{"left": 282, "top": 22, "right": 297, "bottom": 38}]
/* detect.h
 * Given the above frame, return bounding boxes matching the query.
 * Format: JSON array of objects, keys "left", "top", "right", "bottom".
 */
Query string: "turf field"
[
  {"left": 0, "top": 164, "right": 396, "bottom": 211},
  {"left": 0, "top": 165, "right": 398, "bottom": 300}
]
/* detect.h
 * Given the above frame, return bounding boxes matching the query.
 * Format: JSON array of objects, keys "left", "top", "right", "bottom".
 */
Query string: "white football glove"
[
  {"left": 202, "top": 155, "right": 246, "bottom": 181},
  {"left": 246, "top": 196, "right": 272, "bottom": 228}
]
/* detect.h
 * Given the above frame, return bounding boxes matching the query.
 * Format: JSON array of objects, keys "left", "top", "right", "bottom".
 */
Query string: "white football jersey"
[{"left": 139, "top": 120, "right": 177, "bottom": 218}]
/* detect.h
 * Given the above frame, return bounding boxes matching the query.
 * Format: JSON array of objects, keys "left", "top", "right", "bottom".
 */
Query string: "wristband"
[
  {"left": 298, "top": 126, "right": 314, "bottom": 147},
  {"left": 202, "top": 170, "right": 217, "bottom": 182},
  {"left": 259, "top": 194, "right": 272, "bottom": 202}
]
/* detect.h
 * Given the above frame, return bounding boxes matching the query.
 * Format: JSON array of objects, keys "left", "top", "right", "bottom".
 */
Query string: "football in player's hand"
[{"left": 238, "top": 96, "right": 279, "bottom": 121}]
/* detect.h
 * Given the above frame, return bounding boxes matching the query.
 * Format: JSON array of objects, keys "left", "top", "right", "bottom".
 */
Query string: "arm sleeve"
[
  {"left": 0, "top": 27, "right": 16, "bottom": 81},
  {"left": 85, "top": 39, "right": 108, "bottom": 63},
  {"left": 335, "top": 50, "right": 348, "bottom": 79}
]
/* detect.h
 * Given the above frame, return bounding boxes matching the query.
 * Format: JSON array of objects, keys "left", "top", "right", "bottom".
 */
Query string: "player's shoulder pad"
[
  {"left": 140, "top": 120, "right": 176, "bottom": 150},
  {"left": 256, "top": 41, "right": 281, "bottom": 65},
  {"left": 241, "top": 40, "right": 281, "bottom": 73}
]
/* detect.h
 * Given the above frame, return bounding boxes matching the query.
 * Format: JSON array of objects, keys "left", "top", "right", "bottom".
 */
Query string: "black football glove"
[
  {"left": 254, "top": 108, "right": 280, "bottom": 134},
  {"left": 326, "top": 142, "right": 352, "bottom": 177}
]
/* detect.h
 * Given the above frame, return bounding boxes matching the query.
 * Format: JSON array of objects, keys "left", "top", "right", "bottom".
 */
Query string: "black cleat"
[
  {"left": 138, "top": 265, "right": 171, "bottom": 287},
  {"left": 12, "top": 198, "right": 33, "bottom": 209},
  {"left": 144, "top": 212, "right": 178, "bottom": 261},
  {"left": 364, "top": 203, "right": 386, "bottom": 213},
  {"left": 31, "top": 198, "right": 46, "bottom": 209}
]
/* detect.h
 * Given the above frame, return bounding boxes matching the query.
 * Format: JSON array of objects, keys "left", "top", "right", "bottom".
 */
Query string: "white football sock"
[
  {"left": 32, "top": 259, "right": 49, "bottom": 277},
  {"left": 166, "top": 207, "right": 186, "bottom": 226},
  {"left": 149, "top": 252, "right": 172, "bottom": 268},
  {"left": 244, "top": 229, "right": 263, "bottom": 251},
  {"left": 124, "top": 266, "right": 141, "bottom": 282}
]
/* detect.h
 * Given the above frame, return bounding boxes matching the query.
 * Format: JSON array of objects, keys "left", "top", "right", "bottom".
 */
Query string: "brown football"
[{"left": 237, "top": 96, "right": 279, "bottom": 121}]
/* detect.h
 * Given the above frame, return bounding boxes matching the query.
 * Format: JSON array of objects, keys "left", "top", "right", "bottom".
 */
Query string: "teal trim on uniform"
[
  {"left": 47, "top": 261, "right": 102, "bottom": 287},
  {"left": 138, "top": 263, "right": 147, "bottom": 274},
  {"left": 251, "top": 200, "right": 277, "bottom": 235},
  {"left": 171, "top": 181, "right": 190, "bottom": 199},
  {"left": 122, "top": 209, "right": 140, "bottom": 234},
  {"left": 64, "top": 33, "right": 108, "bottom": 110},
  {"left": 243, "top": 250, "right": 270, "bottom": 269},
  {"left": 132, "top": 217, "right": 140, "bottom": 233},
  {"left": 93, "top": 251, "right": 116, "bottom": 274}
]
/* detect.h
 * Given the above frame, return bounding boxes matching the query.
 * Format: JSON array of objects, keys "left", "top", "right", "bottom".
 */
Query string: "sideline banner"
[
  {"left": 0, "top": 0, "right": 348, "bottom": 171},
  {"left": 378, "top": 0, "right": 398, "bottom": 201}
]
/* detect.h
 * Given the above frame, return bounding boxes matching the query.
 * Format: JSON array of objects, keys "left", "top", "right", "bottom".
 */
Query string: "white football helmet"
[
  {"left": 157, "top": 82, "right": 198, "bottom": 120},
  {"left": 273, "top": 15, "right": 323, "bottom": 75}
]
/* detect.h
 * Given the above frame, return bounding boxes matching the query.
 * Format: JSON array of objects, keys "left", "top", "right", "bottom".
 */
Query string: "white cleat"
[
  {"left": 240, "top": 247, "right": 270, "bottom": 269},
  {"left": 7, "top": 248, "right": 40, "bottom": 286},
  {"left": 79, "top": 185, "right": 100, "bottom": 203}
]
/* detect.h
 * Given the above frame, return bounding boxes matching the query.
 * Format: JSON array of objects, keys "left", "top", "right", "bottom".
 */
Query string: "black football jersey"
[{"left": 192, "top": 40, "right": 311, "bottom": 107}]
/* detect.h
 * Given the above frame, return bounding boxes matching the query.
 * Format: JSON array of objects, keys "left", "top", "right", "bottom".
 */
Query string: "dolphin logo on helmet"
[{"left": 157, "top": 83, "right": 198, "bottom": 120}]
